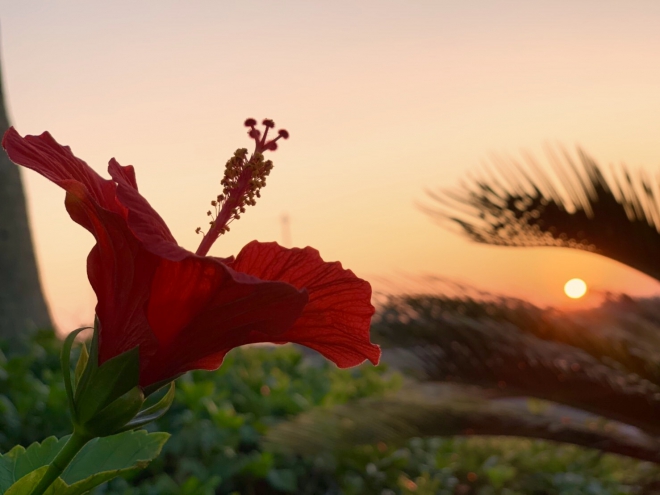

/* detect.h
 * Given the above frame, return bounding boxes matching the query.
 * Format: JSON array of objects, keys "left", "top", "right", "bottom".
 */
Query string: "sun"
[{"left": 564, "top": 278, "right": 587, "bottom": 299}]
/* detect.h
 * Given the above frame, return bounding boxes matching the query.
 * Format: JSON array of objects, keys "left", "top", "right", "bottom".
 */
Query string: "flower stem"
[{"left": 30, "top": 431, "right": 93, "bottom": 495}]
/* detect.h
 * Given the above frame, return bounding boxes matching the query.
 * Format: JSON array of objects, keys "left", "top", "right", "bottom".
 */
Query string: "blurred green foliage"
[
  {"left": 2, "top": 331, "right": 660, "bottom": 494},
  {"left": 102, "top": 345, "right": 401, "bottom": 495},
  {"left": 0, "top": 330, "right": 71, "bottom": 448}
]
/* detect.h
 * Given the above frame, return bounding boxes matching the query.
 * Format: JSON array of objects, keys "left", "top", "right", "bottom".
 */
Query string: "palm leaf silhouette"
[
  {"left": 266, "top": 383, "right": 660, "bottom": 463},
  {"left": 426, "top": 149, "right": 660, "bottom": 280},
  {"left": 269, "top": 149, "right": 660, "bottom": 464},
  {"left": 378, "top": 294, "right": 660, "bottom": 388},
  {"left": 270, "top": 294, "right": 660, "bottom": 462},
  {"left": 374, "top": 294, "right": 660, "bottom": 435}
]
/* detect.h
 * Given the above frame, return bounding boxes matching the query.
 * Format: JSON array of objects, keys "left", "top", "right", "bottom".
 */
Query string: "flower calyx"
[
  {"left": 195, "top": 118, "right": 289, "bottom": 256},
  {"left": 61, "top": 319, "right": 175, "bottom": 439}
]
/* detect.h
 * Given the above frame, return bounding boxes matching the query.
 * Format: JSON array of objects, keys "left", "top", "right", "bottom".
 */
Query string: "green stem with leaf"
[{"left": 29, "top": 430, "right": 93, "bottom": 495}]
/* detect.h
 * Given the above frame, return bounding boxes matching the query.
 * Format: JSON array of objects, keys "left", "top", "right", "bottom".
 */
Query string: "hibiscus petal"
[
  {"left": 3, "top": 128, "right": 120, "bottom": 214},
  {"left": 108, "top": 158, "right": 188, "bottom": 261},
  {"left": 83, "top": 201, "right": 160, "bottom": 363},
  {"left": 140, "top": 256, "right": 308, "bottom": 386},
  {"left": 2, "top": 129, "right": 159, "bottom": 362},
  {"left": 230, "top": 241, "right": 381, "bottom": 367}
]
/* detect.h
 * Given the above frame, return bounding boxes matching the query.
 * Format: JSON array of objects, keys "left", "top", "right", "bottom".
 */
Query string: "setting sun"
[{"left": 564, "top": 278, "right": 588, "bottom": 299}]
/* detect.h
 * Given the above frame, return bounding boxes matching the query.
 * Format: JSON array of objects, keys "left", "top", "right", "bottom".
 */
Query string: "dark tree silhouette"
[{"left": 0, "top": 52, "right": 52, "bottom": 345}]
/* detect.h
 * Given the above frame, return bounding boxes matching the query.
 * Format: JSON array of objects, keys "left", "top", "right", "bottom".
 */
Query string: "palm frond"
[
  {"left": 426, "top": 149, "right": 660, "bottom": 281},
  {"left": 376, "top": 294, "right": 660, "bottom": 386},
  {"left": 373, "top": 294, "right": 660, "bottom": 435},
  {"left": 266, "top": 384, "right": 660, "bottom": 463}
]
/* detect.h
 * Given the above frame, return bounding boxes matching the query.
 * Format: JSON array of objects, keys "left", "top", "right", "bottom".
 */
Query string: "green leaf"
[
  {"left": 0, "top": 431, "right": 169, "bottom": 495},
  {"left": 0, "top": 437, "right": 68, "bottom": 493},
  {"left": 58, "top": 430, "right": 169, "bottom": 493},
  {"left": 5, "top": 466, "right": 48, "bottom": 495},
  {"left": 75, "top": 346, "right": 140, "bottom": 424}
]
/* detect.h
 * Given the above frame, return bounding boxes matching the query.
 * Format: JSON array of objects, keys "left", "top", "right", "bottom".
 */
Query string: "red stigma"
[{"left": 245, "top": 117, "right": 290, "bottom": 154}]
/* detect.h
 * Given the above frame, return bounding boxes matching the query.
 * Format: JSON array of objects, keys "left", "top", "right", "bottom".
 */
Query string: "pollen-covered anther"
[{"left": 196, "top": 119, "right": 289, "bottom": 255}]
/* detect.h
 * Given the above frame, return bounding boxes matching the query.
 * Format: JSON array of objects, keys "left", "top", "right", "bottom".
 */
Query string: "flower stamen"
[{"left": 195, "top": 119, "right": 289, "bottom": 256}]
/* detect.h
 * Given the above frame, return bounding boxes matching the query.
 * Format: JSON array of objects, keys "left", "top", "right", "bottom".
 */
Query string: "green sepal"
[
  {"left": 142, "top": 373, "right": 183, "bottom": 398},
  {"left": 73, "top": 318, "right": 101, "bottom": 409},
  {"left": 61, "top": 317, "right": 175, "bottom": 439},
  {"left": 75, "top": 345, "right": 141, "bottom": 425},
  {"left": 119, "top": 382, "right": 175, "bottom": 432},
  {"left": 61, "top": 327, "right": 92, "bottom": 423},
  {"left": 82, "top": 386, "right": 145, "bottom": 438},
  {"left": 74, "top": 343, "right": 89, "bottom": 391}
]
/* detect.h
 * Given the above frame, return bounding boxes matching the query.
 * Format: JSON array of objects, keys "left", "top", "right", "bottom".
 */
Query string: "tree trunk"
[{"left": 0, "top": 54, "right": 53, "bottom": 346}]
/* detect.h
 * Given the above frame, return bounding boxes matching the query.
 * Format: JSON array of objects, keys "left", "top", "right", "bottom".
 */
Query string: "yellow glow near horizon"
[{"left": 564, "top": 278, "right": 588, "bottom": 299}]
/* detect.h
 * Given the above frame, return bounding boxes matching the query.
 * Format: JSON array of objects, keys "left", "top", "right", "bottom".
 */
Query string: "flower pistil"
[{"left": 195, "top": 119, "right": 289, "bottom": 256}]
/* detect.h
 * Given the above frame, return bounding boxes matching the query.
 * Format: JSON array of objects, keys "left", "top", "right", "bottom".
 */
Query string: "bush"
[
  {"left": 2, "top": 332, "right": 660, "bottom": 494},
  {"left": 102, "top": 345, "right": 400, "bottom": 494},
  {"left": 0, "top": 330, "right": 71, "bottom": 449}
]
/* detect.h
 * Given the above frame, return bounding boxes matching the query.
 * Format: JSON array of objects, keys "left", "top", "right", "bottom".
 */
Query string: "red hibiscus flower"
[{"left": 2, "top": 119, "right": 380, "bottom": 388}]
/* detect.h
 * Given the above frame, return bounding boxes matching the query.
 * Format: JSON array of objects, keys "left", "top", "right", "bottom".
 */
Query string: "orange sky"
[{"left": 2, "top": 1, "right": 660, "bottom": 330}]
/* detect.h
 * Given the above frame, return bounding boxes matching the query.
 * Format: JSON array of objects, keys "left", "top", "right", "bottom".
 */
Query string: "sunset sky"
[{"left": 2, "top": 1, "right": 660, "bottom": 330}]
